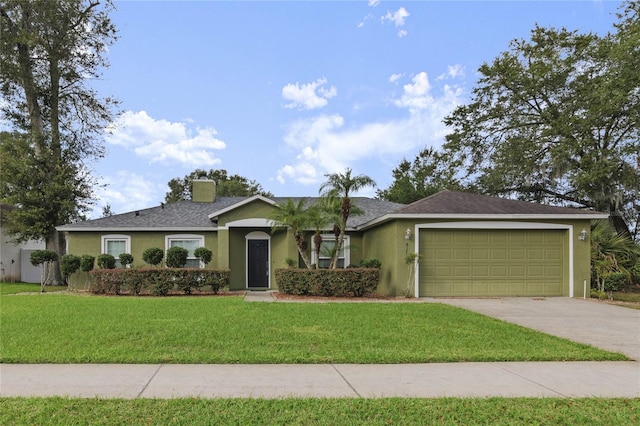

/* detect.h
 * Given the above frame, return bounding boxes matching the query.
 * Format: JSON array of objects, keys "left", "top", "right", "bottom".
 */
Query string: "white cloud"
[
  {"left": 438, "top": 64, "right": 466, "bottom": 80},
  {"left": 368, "top": 0, "right": 380, "bottom": 7},
  {"left": 104, "top": 111, "right": 226, "bottom": 167},
  {"left": 389, "top": 73, "right": 403, "bottom": 84},
  {"left": 91, "top": 170, "right": 165, "bottom": 218},
  {"left": 398, "top": 29, "right": 408, "bottom": 38},
  {"left": 276, "top": 163, "right": 319, "bottom": 185},
  {"left": 383, "top": 7, "right": 410, "bottom": 27},
  {"left": 282, "top": 78, "right": 337, "bottom": 110},
  {"left": 276, "top": 71, "right": 465, "bottom": 186}
]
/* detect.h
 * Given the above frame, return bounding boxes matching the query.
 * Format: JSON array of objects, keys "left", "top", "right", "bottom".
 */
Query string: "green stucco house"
[{"left": 57, "top": 180, "right": 606, "bottom": 297}]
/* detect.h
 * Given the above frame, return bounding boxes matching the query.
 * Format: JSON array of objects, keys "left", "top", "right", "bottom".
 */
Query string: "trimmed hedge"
[
  {"left": 89, "top": 269, "right": 230, "bottom": 296},
  {"left": 275, "top": 268, "right": 380, "bottom": 297}
]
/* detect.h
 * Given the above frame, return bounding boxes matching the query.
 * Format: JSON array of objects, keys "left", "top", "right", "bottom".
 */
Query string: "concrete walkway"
[
  {"left": 1, "top": 362, "right": 638, "bottom": 399},
  {"left": 2, "top": 296, "right": 638, "bottom": 399}
]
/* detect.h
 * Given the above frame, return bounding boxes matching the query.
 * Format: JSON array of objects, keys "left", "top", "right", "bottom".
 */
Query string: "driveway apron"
[{"left": 428, "top": 297, "right": 640, "bottom": 361}]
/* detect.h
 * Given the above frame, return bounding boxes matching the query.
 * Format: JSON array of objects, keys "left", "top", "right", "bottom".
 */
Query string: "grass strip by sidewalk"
[
  {"left": 0, "top": 294, "right": 625, "bottom": 363},
  {"left": 1, "top": 397, "right": 638, "bottom": 425}
]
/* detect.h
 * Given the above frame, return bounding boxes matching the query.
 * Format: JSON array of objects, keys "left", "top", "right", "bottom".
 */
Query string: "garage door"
[{"left": 418, "top": 229, "right": 565, "bottom": 297}]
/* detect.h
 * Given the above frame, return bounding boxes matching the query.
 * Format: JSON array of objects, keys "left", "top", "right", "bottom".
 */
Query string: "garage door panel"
[{"left": 419, "top": 229, "right": 565, "bottom": 297}]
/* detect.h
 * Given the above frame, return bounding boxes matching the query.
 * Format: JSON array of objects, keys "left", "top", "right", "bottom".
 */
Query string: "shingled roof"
[
  {"left": 392, "top": 190, "right": 605, "bottom": 216},
  {"left": 57, "top": 196, "right": 405, "bottom": 231}
]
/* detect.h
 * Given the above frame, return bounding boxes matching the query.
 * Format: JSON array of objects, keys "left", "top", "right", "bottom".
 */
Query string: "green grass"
[
  {"left": 0, "top": 282, "right": 67, "bottom": 295},
  {"left": 0, "top": 397, "right": 638, "bottom": 425},
  {"left": 0, "top": 294, "right": 625, "bottom": 363}
]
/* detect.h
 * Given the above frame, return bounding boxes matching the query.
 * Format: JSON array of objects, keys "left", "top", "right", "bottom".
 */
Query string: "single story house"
[{"left": 57, "top": 179, "right": 606, "bottom": 297}]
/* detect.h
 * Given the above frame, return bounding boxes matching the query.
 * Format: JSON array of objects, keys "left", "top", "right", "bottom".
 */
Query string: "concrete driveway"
[{"left": 429, "top": 297, "right": 640, "bottom": 360}]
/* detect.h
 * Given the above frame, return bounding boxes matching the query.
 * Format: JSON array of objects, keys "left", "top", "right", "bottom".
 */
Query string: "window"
[
  {"left": 312, "top": 235, "right": 350, "bottom": 268},
  {"left": 165, "top": 235, "right": 205, "bottom": 268},
  {"left": 101, "top": 235, "right": 131, "bottom": 268}
]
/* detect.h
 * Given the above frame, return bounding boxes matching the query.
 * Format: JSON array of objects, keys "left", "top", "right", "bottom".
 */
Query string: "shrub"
[
  {"left": 60, "top": 254, "right": 81, "bottom": 281},
  {"left": 96, "top": 254, "right": 116, "bottom": 269},
  {"left": 29, "top": 249, "right": 59, "bottom": 266},
  {"left": 275, "top": 268, "right": 380, "bottom": 297},
  {"left": 603, "top": 271, "right": 627, "bottom": 293},
  {"left": 89, "top": 269, "right": 231, "bottom": 296},
  {"left": 359, "top": 258, "right": 381, "bottom": 269},
  {"left": 119, "top": 253, "right": 134, "bottom": 268},
  {"left": 89, "top": 269, "right": 124, "bottom": 294},
  {"left": 142, "top": 247, "right": 164, "bottom": 267},
  {"left": 166, "top": 247, "right": 188, "bottom": 268},
  {"left": 194, "top": 247, "right": 212, "bottom": 265},
  {"left": 80, "top": 255, "right": 95, "bottom": 272}
]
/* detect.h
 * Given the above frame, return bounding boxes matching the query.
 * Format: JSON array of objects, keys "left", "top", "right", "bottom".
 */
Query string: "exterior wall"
[
  {"left": 64, "top": 230, "right": 218, "bottom": 289},
  {"left": 361, "top": 221, "right": 412, "bottom": 297}
]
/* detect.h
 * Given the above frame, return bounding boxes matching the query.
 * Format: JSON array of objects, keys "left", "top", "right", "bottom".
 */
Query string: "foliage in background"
[
  {"left": 376, "top": 147, "right": 463, "bottom": 204},
  {"left": 164, "top": 169, "right": 272, "bottom": 203}
]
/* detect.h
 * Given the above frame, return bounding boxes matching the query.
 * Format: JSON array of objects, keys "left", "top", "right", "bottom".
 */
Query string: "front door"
[{"left": 247, "top": 239, "right": 269, "bottom": 288}]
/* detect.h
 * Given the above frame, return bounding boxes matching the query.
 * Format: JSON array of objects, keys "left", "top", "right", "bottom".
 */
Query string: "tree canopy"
[
  {"left": 165, "top": 169, "right": 273, "bottom": 203},
  {"left": 442, "top": 4, "right": 639, "bottom": 238},
  {"left": 0, "top": 0, "right": 118, "bottom": 284},
  {"left": 376, "top": 147, "right": 462, "bottom": 204},
  {"left": 379, "top": 2, "right": 638, "bottom": 239}
]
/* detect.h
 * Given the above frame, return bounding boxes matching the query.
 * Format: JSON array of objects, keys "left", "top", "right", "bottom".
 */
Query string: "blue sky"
[{"left": 91, "top": 0, "right": 621, "bottom": 217}]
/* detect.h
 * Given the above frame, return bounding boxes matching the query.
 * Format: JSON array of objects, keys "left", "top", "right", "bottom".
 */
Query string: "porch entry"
[{"left": 246, "top": 231, "right": 270, "bottom": 289}]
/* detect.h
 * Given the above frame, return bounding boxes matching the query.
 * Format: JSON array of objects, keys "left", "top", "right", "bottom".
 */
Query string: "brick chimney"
[{"left": 192, "top": 178, "right": 216, "bottom": 203}]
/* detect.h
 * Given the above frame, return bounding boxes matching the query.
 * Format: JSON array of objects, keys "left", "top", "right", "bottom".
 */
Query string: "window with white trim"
[
  {"left": 101, "top": 235, "right": 131, "bottom": 268},
  {"left": 312, "top": 235, "right": 350, "bottom": 268},
  {"left": 165, "top": 235, "right": 205, "bottom": 268}
]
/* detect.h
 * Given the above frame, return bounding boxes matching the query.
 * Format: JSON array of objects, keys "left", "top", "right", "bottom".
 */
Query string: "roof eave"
[
  {"left": 357, "top": 212, "right": 610, "bottom": 231},
  {"left": 56, "top": 226, "right": 217, "bottom": 232}
]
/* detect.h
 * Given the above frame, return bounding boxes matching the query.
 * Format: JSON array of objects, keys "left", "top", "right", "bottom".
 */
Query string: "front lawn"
[
  {"left": 0, "top": 397, "right": 638, "bottom": 425},
  {"left": 0, "top": 294, "right": 625, "bottom": 363}
]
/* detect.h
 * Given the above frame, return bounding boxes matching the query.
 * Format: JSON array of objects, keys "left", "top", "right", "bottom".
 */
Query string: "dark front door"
[{"left": 247, "top": 239, "right": 269, "bottom": 288}]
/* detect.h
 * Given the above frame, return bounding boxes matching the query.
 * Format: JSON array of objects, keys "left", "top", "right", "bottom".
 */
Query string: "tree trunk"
[{"left": 44, "top": 231, "right": 65, "bottom": 286}]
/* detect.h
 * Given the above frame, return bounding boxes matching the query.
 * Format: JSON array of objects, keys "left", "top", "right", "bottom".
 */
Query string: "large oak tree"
[
  {"left": 0, "top": 0, "right": 118, "bottom": 284},
  {"left": 442, "top": 2, "right": 639, "bottom": 239}
]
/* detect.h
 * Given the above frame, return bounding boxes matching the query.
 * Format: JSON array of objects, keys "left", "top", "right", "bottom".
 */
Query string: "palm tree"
[
  {"left": 305, "top": 203, "right": 332, "bottom": 269},
  {"left": 319, "top": 168, "right": 376, "bottom": 269},
  {"left": 591, "top": 219, "right": 639, "bottom": 291},
  {"left": 268, "top": 198, "right": 313, "bottom": 269}
]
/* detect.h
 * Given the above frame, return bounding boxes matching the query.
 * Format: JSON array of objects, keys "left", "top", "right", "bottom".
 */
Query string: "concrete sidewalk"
[{"left": 1, "top": 362, "right": 639, "bottom": 399}]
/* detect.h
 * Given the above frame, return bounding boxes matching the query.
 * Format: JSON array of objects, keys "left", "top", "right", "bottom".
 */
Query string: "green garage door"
[{"left": 418, "top": 229, "right": 565, "bottom": 297}]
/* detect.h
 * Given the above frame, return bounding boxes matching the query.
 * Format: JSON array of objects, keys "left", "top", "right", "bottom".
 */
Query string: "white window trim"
[
  {"left": 165, "top": 234, "right": 205, "bottom": 268},
  {"left": 101, "top": 235, "right": 131, "bottom": 268},
  {"left": 312, "top": 234, "right": 350, "bottom": 268}
]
